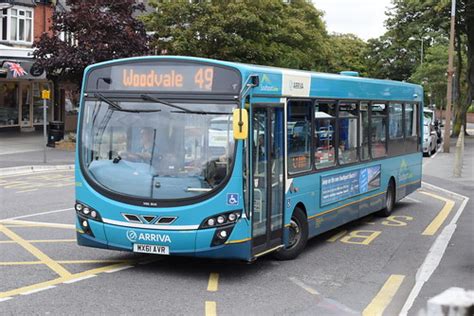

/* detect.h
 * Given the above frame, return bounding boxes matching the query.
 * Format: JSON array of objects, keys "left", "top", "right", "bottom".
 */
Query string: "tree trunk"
[
  {"left": 466, "top": 0, "right": 474, "bottom": 135},
  {"left": 452, "top": 13, "right": 464, "bottom": 137}
]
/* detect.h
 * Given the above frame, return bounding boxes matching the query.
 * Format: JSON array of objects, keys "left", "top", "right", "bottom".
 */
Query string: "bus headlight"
[
  {"left": 75, "top": 201, "right": 103, "bottom": 222},
  {"left": 199, "top": 210, "right": 242, "bottom": 229},
  {"left": 207, "top": 218, "right": 216, "bottom": 226},
  {"left": 217, "top": 215, "right": 226, "bottom": 224},
  {"left": 211, "top": 226, "right": 234, "bottom": 246}
]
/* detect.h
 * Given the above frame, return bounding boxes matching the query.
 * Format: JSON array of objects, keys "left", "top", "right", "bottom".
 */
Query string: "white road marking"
[
  {"left": 20, "top": 286, "right": 56, "bottom": 296},
  {"left": 0, "top": 297, "right": 13, "bottom": 302},
  {"left": 399, "top": 183, "right": 470, "bottom": 316},
  {"left": 403, "top": 196, "right": 421, "bottom": 203},
  {"left": 2, "top": 219, "right": 74, "bottom": 229},
  {"left": 423, "top": 143, "right": 442, "bottom": 167},
  {"left": 0, "top": 208, "right": 74, "bottom": 222},
  {"left": 104, "top": 265, "right": 134, "bottom": 273},
  {"left": 289, "top": 277, "right": 358, "bottom": 314},
  {"left": 63, "top": 275, "right": 97, "bottom": 284},
  {"left": 289, "top": 277, "right": 320, "bottom": 295}
]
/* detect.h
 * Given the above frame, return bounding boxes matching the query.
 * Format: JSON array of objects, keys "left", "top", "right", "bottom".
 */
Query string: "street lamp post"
[
  {"left": 443, "top": 0, "right": 456, "bottom": 153},
  {"left": 409, "top": 36, "right": 426, "bottom": 64}
]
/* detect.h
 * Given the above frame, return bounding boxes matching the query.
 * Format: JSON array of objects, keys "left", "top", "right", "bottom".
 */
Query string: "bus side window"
[
  {"left": 389, "top": 102, "right": 403, "bottom": 139},
  {"left": 287, "top": 100, "right": 312, "bottom": 173},
  {"left": 338, "top": 101, "right": 359, "bottom": 165},
  {"left": 360, "top": 102, "right": 370, "bottom": 160},
  {"left": 314, "top": 102, "right": 336, "bottom": 169},
  {"left": 370, "top": 103, "right": 387, "bottom": 158}
]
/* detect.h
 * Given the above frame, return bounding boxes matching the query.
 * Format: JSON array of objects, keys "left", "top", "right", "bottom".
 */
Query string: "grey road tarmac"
[{"left": 0, "top": 165, "right": 470, "bottom": 316}]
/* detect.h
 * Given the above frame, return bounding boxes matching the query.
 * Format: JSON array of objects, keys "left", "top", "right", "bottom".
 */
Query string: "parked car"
[{"left": 423, "top": 108, "right": 439, "bottom": 157}]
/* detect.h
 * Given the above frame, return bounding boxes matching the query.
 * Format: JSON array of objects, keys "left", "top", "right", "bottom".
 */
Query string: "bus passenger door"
[{"left": 251, "top": 106, "right": 285, "bottom": 256}]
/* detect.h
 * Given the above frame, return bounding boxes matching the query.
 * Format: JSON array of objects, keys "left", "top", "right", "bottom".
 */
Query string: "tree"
[
  {"left": 326, "top": 34, "right": 368, "bottom": 75},
  {"left": 364, "top": 33, "right": 418, "bottom": 81},
  {"left": 462, "top": 0, "right": 473, "bottom": 134},
  {"left": 410, "top": 44, "right": 449, "bottom": 108},
  {"left": 143, "top": 0, "right": 330, "bottom": 71},
  {"left": 366, "top": 0, "right": 472, "bottom": 136},
  {"left": 33, "top": 0, "right": 149, "bottom": 87}
]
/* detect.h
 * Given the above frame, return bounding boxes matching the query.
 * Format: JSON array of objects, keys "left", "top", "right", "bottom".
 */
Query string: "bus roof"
[{"left": 84, "top": 55, "right": 423, "bottom": 102}]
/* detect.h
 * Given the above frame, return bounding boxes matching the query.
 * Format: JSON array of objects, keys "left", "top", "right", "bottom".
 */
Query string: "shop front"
[{"left": 0, "top": 59, "right": 54, "bottom": 132}]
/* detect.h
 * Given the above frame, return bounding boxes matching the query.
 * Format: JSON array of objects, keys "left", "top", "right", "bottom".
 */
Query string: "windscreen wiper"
[
  {"left": 95, "top": 93, "right": 161, "bottom": 113},
  {"left": 141, "top": 94, "right": 229, "bottom": 115},
  {"left": 95, "top": 93, "right": 123, "bottom": 111},
  {"left": 141, "top": 94, "right": 192, "bottom": 113}
]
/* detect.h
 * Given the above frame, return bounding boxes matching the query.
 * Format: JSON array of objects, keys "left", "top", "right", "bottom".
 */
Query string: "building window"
[
  {"left": 1, "top": 9, "right": 7, "bottom": 41},
  {"left": 0, "top": 83, "right": 19, "bottom": 127},
  {"left": 0, "top": 7, "right": 33, "bottom": 44}
]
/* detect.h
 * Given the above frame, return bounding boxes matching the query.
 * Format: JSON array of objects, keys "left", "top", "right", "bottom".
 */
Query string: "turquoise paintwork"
[{"left": 76, "top": 56, "right": 423, "bottom": 260}]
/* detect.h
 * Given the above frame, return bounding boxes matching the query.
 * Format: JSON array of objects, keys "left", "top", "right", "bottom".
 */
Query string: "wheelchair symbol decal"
[{"left": 226, "top": 193, "right": 239, "bottom": 206}]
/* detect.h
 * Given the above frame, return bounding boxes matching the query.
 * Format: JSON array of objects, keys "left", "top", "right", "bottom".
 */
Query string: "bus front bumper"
[{"left": 76, "top": 219, "right": 251, "bottom": 261}]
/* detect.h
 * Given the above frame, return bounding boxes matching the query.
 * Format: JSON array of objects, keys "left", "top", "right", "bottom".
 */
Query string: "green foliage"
[
  {"left": 143, "top": 0, "right": 330, "bottom": 71},
  {"left": 409, "top": 44, "right": 449, "bottom": 108},
  {"left": 326, "top": 34, "right": 368, "bottom": 75}
]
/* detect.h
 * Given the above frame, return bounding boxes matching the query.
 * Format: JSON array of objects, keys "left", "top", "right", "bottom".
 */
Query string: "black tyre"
[
  {"left": 273, "top": 207, "right": 308, "bottom": 260},
  {"left": 379, "top": 179, "right": 395, "bottom": 217}
]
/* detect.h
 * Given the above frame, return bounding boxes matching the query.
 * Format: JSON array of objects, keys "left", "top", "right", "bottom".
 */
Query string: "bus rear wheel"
[
  {"left": 273, "top": 207, "right": 308, "bottom": 260},
  {"left": 379, "top": 179, "right": 395, "bottom": 217}
]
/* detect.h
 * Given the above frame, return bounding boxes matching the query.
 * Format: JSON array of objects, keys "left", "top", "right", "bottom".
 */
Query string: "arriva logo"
[
  {"left": 126, "top": 230, "right": 137, "bottom": 242},
  {"left": 126, "top": 230, "right": 171, "bottom": 243}
]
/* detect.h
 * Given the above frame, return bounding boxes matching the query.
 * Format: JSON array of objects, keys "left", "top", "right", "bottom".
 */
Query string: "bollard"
[
  {"left": 453, "top": 125, "right": 464, "bottom": 177},
  {"left": 425, "top": 287, "right": 474, "bottom": 316}
]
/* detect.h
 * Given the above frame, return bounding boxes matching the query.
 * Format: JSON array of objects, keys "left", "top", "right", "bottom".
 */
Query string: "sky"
[{"left": 312, "top": 0, "right": 393, "bottom": 41}]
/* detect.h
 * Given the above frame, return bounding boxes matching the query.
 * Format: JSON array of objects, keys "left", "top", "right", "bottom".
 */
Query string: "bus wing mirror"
[{"left": 233, "top": 109, "right": 248, "bottom": 140}]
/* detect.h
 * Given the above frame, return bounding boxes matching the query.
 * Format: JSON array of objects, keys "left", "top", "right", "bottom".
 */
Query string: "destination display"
[
  {"left": 86, "top": 61, "right": 241, "bottom": 94},
  {"left": 320, "top": 165, "right": 381, "bottom": 206}
]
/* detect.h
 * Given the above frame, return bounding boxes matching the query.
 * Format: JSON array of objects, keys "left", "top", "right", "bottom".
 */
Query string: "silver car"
[{"left": 423, "top": 124, "right": 438, "bottom": 156}]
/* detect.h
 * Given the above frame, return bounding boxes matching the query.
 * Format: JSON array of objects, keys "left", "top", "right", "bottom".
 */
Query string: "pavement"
[
  {"left": 408, "top": 135, "right": 474, "bottom": 314},
  {"left": 0, "top": 131, "right": 75, "bottom": 169}
]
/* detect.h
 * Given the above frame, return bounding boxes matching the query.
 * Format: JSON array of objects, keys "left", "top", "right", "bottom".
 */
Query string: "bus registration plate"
[{"left": 133, "top": 244, "right": 169, "bottom": 255}]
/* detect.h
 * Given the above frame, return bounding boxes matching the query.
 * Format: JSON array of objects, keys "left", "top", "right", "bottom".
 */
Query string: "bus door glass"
[{"left": 251, "top": 105, "right": 284, "bottom": 255}]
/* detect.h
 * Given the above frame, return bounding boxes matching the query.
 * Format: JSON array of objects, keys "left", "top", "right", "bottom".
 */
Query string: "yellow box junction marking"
[
  {"left": 419, "top": 191, "right": 456, "bottom": 236},
  {"left": 363, "top": 274, "right": 405, "bottom": 316},
  {"left": 0, "top": 224, "right": 71, "bottom": 278},
  {"left": 0, "top": 262, "right": 133, "bottom": 299},
  {"left": 205, "top": 301, "right": 217, "bottom": 316},
  {"left": 0, "top": 173, "right": 74, "bottom": 192},
  {"left": 207, "top": 273, "right": 219, "bottom": 292}
]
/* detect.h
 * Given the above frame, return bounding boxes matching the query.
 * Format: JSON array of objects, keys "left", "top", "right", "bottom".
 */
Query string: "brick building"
[{"left": 0, "top": 0, "right": 55, "bottom": 132}]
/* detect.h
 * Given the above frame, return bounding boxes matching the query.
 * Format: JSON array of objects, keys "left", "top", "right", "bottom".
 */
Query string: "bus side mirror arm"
[{"left": 233, "top": 74, "right": 258, "bottom": 140}]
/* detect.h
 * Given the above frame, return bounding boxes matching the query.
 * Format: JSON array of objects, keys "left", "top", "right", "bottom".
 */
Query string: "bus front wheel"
[
  {"left": 274, "top": 207, "right": 308, "bottom": 260},
  {"left": 379, "top": 179, "right": 396, "bottom": 217}
]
